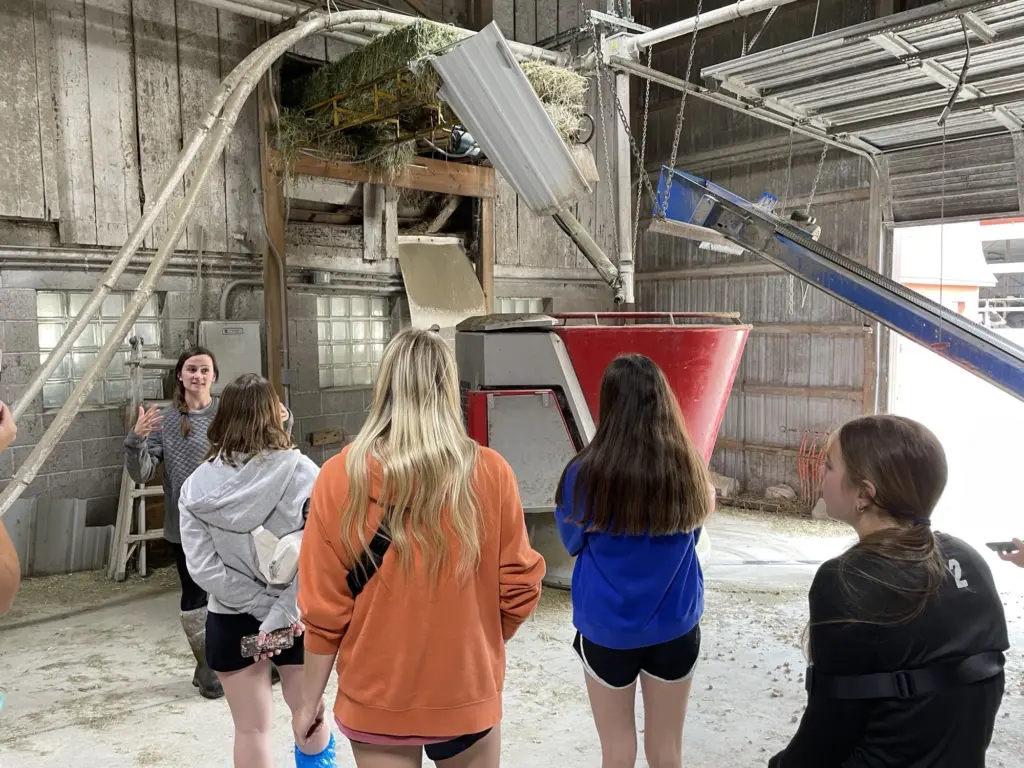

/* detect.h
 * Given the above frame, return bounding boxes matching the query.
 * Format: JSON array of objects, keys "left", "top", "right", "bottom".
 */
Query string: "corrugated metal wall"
[
  {"left": 888, "top": 135, "right": 1022, "bottom": 224},
  {"left": 634, "top": 0, "right": 880, "bottom": 491}
]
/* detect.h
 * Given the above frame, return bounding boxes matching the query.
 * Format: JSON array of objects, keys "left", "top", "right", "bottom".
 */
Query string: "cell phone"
[
  {"left": 240, "top": 627, "right": 294, "bottom": 658},
  {"left": 985, "top": 542, "right": 1018, "bottom": 554}
]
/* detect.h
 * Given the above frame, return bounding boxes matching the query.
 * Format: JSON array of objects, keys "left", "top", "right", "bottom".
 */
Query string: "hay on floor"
[{"left": 279, "top": 20, "right": 588, "bottom": 178}]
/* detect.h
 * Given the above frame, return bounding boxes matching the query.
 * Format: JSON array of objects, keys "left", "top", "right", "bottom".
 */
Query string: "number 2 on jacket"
[{"left": 947, "top": 559, "right": 969, "bottom": 589}]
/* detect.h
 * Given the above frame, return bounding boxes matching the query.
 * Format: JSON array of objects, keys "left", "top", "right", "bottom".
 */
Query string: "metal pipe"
[
  {"left": 189, "top": 0, "right": 567, "bottom": 64},
  {"left": 0, "top": 12, "right": 378, "bottom": 521},
  {"left": 220, "top": 279, "right": 264, "bottom": 320},
  {"left": 614, "top": 72, "right": 634, "bottom": 306},
  {"left": 582, "top": 0, "right": 800, "bottom": 66},
  {"left": 608, "top": 55, "right": 875, "bottom": 162},
  {"left": 552, "top": 210, "right": 625, "bottom": 304},
  {"left": 9, "top": 10, "right": 412, "bottom": 422}
]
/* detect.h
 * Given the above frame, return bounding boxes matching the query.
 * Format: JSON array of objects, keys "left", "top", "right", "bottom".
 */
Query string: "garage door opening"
[{"left": 889, "top": 220, "right": 1024, "bottom": 548}]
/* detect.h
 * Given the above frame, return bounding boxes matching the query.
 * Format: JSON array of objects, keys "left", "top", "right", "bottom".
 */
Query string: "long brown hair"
[
  {"left": 830, "top": 415, "right": 948, "bottom": 626},
  {"left": 205, "top": 373, "right": 292, "bottom": 466},
  {"left": 555, "top": 354, "right": 713, "bottom": 536},
  {"left": 173, "top": 346, "right": 219, "bottom": 438}
]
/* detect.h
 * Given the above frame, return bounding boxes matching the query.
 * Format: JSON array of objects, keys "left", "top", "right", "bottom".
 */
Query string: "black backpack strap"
[
  {"left": 806, "top": 650, "right": 1005, "bottom": 700},
  {"left": 345, "top": 516, "right": 392, "bottom": 599}
]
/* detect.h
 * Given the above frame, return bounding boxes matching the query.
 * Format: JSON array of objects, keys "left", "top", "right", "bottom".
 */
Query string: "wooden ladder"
[{"left": 108, "top": 338, "right": 179, "bottom": 581}]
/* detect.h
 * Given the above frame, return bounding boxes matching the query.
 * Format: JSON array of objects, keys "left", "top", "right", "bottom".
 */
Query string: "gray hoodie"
[{"left": 178, "top": 448, "right": 319, "bottom": 633}]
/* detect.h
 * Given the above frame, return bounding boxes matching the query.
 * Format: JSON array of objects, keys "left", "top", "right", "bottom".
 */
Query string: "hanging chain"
[
  {"left": 783, "top": 130, "right": 796, "bottom": 317},
  {"left": 581, "top": 1, "right": 662, "bottom": 251},
  {"left": 631, "top": 45, "right": 653, "bottom": 256},
  {"left": 659, "top": 0, "right": 704, "bottom": 217},
  {"left": 806, "top": 143, "right": 828, "bottom": 216}
]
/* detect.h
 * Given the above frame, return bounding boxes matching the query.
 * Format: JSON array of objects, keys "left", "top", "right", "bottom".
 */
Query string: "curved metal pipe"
[
  {"left": 0, "top": 11, "right": 389, "bottom": 519},
  {"left": 220, "top": 279, "right": 264, "bottom": 320},
  {"left": 11, "top": 10, "right": 413, "bottom": 421}
]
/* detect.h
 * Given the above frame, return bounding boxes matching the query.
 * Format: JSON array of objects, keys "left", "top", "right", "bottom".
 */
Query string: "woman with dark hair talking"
[
  {"left": 770, "top": 415, "right": 1008, "bottom": 767},
  {"left": 555, "top": 354, "right": 715, "bottom": 768},
  {"left": 124, "top": 347, "right": 292, "bottom": 699}
]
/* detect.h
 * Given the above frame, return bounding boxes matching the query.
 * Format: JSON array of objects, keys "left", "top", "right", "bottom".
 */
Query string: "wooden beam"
[
  {"left": 258, "top": 38, "right": 287, "bottom": 401},
  {"left": 363, "top": 184, "right": 384, "bottom": 262},
  {"left": 749, "top": 323, "right": 873, "bottom": 335},
  {"left": 425, "top": 195, "right": 463, "bottom": 234},
  {"left": 637, "top": 262, "right": 781, "bottom": 281},
  {"left": 740, "top": 383, "right": 863, "bottom": 401},
  {"left": 286, "top": 152, "right": 496, "bottom": 199},
  {"left": 714, "top": 440, "right": 801, "bottom": 458},
  {"left": 478, "top": 198, "right": 495, "bottom": 313},
  {"left": 383, "top": 186, "right": 399, "bottom": 260}
]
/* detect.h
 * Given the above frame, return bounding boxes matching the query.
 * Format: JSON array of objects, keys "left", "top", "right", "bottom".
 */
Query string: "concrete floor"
[{"left": 1, "top": 513, "right": 1022, "bottom": 767}]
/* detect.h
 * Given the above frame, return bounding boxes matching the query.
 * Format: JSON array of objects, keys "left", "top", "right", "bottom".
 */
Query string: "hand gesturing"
[{"left": 133, "top": 405, "right": 164, "bottom": 438}]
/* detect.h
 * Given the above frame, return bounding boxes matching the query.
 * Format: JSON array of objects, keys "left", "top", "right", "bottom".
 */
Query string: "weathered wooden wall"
[{"left": 488, "top": 0, "right": 618, "bottom": 279}]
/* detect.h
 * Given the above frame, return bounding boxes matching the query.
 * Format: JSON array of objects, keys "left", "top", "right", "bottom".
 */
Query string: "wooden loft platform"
[{"left": 279, "top": 151, "right": 496, "bottom": 199}]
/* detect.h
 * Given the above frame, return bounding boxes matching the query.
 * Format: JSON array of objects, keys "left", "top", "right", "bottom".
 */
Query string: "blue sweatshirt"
[{"left": 554, "top": 461, "right": 704, "bottom": 650}]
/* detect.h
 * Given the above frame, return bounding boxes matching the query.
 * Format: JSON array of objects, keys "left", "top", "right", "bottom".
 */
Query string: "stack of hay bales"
[{"left": 279, "top": 20, "right": 588, "bottom": 176}]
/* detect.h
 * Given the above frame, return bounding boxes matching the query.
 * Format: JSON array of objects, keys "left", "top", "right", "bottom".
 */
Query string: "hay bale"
[{"left": 283, "top": 20, "right": 589, "bottom": 178}]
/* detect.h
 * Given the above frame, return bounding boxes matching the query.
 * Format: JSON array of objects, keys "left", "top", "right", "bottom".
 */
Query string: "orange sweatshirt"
[{"left": 298, "top": 445, "right": 546, "bottom": 738}]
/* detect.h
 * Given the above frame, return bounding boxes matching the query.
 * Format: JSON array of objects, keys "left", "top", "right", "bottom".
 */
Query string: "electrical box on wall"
[{"left": 198, "top": 321, "right": 262, "bottom": 395}]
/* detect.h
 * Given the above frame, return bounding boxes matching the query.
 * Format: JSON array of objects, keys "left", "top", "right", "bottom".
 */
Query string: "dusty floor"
[{"left": 1, "top": 512, "right": 1023, "bottom": 767}]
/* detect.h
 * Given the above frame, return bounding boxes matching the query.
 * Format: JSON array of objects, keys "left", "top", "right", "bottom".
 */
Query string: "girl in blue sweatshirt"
[{"left": 555, "top": 354, "right": 715, "bottom": 768}]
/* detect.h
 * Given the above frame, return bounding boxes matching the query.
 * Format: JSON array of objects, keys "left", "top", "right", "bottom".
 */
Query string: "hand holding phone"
[
  {"left": 990, "top": 538, "right": 1024, "bottom": 568},
  {"left": 241, "top": 627, "right": 295, "bottom": 660},
  {"left": 986, "top": 541, "right": 1018, "bottom": 554}
]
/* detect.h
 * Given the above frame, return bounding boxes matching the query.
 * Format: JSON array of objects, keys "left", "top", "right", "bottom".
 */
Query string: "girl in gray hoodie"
[{"left": 178, "top": 373, "right": 332, "bottom": 768}]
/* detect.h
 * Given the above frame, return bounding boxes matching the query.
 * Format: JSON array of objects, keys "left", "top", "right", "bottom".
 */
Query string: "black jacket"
[{"left": 770, "top": 533, "right": 1008, "bottom": 768}]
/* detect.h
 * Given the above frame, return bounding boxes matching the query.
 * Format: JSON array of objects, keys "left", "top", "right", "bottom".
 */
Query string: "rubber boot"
[
  {"left": 181, "top": 607, "right": 224, "bottom": 700},
  {"left": 295, "top": 732, "right": 337, "bottom": 767}
]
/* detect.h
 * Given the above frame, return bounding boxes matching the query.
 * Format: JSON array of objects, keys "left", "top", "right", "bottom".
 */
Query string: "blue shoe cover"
[{"left": 295, "top": 732, "right": 337, "bottom": 767}]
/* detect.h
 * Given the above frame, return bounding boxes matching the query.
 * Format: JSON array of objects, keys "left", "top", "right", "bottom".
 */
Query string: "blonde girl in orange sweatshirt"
[{"left": 292, "top": 327, "right": 545, "bottom": 767}]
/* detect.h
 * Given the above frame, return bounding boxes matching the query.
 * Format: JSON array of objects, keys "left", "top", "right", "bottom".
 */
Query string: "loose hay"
[{"left": 280, "top": 20, "right": 588, "bottom": 177}]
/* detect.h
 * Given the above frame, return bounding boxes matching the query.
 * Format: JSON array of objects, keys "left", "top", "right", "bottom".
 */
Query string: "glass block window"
[
  {"left": 316, "top": 295, "right": 390, "bottom": 388},
  {"left": 36, "top": 292, "right": 165, "bottom": 410},
  {"left": 496, "top": 297, "right": 546, "bottom": 314}
]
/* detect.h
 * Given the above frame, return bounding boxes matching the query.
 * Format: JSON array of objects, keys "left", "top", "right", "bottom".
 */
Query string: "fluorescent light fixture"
[{"left": 431, "top": 23, "right": 591, "bottom": 216}]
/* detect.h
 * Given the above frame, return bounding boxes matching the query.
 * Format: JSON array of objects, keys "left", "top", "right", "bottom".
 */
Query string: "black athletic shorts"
[
  {"left": 349, "top": 728, "right": 492, "bottom": 761},
  {"left": 205, "top": 611, "right": 304, "bottom": 673},
  {"left": 572, "top": 623, "right": 701, "bottom": 689}
]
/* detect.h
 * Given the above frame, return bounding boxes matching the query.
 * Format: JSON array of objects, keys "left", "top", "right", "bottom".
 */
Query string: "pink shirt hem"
[{"left": 336, "top": 718, "right": 448, "bottom": 747}]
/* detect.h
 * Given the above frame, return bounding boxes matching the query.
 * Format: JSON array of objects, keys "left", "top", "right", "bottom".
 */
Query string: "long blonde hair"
[{"left": 342, "top": 328, "right": 480, "bottom": 580}]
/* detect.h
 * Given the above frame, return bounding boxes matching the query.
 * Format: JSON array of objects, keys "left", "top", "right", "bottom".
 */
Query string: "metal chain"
[
  {"left": 631, "top": 45, "right": 653, "bottom": 256},
  {"left": 659, "top": 0, "right": 705, "bottom": 217},
  {"left": 806, "top": 142, "right": 829, "bottom": 216},
  {"left": 581, "top": 2, "right": 662, "bottom": 252}
]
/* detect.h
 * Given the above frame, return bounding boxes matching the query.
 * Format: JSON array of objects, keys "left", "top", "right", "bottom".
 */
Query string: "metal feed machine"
[{"left": 455, "top": 312, "right": 750, "bottom": 587}]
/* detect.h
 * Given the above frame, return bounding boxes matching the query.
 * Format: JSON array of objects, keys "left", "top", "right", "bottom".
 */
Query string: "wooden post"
[
  {"left": 478, "top": 198, "right": 495, "bottom": 313},
  {"left": 363, "top": 184, "right": 384, "bottom": 261},
  {"left": 384, "top": 186, "right": 399, "bottom": 260},
  {"left": 257, "top": 31, "right": 287, "bottom": 401}
]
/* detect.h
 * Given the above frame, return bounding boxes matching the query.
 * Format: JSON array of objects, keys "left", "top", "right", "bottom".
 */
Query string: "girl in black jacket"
[{"left": 770, "top": 415, "right": 1008, "bottom": 767}]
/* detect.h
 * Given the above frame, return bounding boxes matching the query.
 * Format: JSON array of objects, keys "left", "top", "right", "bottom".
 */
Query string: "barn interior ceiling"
[{"left": 701, "top": 0, "right": 1024, "bottom": 154}]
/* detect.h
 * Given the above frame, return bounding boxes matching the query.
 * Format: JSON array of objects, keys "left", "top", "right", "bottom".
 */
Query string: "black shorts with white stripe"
[{"left": 572, "top": 623, "right": 701, "bottom": 689}]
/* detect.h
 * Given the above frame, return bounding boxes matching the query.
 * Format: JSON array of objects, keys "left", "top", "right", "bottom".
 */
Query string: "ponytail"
[{"left": 838, "top": 523, "right": 946, "bottom": 626}]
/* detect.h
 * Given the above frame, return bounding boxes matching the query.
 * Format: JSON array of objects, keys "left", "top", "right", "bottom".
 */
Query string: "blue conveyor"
[{"left": 653, "top": 167, "right": 1024, "bottom": 403}]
